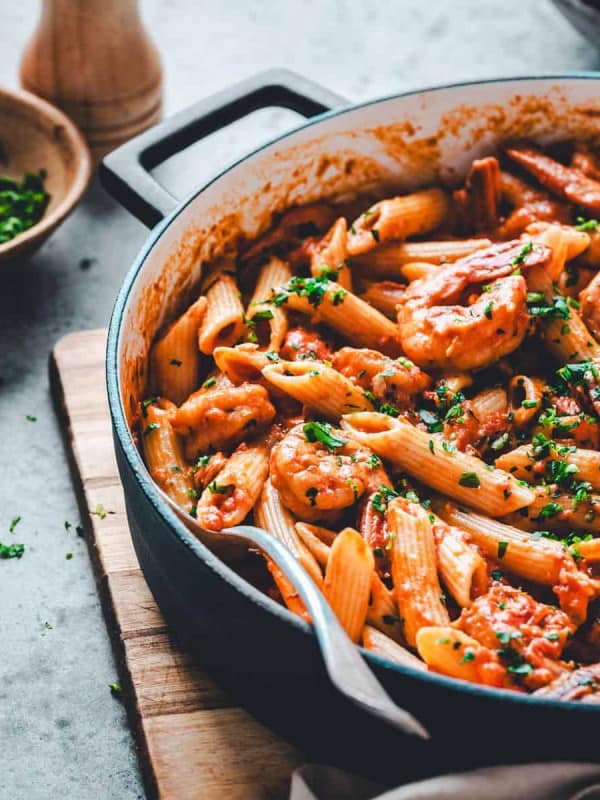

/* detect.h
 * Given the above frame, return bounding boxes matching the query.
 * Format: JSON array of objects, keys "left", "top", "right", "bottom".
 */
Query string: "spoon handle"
[{"left": 230, "top": 525, "right": 430, "bottom": 740}]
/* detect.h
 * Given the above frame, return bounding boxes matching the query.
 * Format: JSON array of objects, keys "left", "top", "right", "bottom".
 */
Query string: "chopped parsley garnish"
[
  {"left": 93, "top": 504, "right": 107, "bottom": 519},
  {"left": 484, "top": 301, "right": 494, "bottom": 320},
  {"left": 490, "top": 432, "right": 509, "bottom": 452},
  {"left": 79, "top": 257, "right": 97, "bottom": 270},
  {"left": 331, "top": 288, "right": 347, "bottom": 306},
  {"left": 305, "top": 487, "right": 318, "bottom": 506},
  {"left": 65, "top": 552, "right": 73, "bottom": 560},
  {"left": 379, "top": 403, "right": 400, "bottom": 417},
  {"left": 366, "top": 454, "right": 381, "bottom": 469},
  {"left": 510, "top": 240, "right": 533, "bottom": 266},
  {"left": 458, "top": 471, "right": 480, "bottom": 488},
  {"left": 0, "top": 541, "right": 24, "bottom": 559},
  {"left": 303, "top": 421, "right": 347, "bottom": 451},
  {"left": 418, "top": 408, "right": 443, "bottom": 433},
  {"left": 195, "top": 454, "right": 211, "bottom": 469},
  {"left": 575, "top": 217, "right": 599, "bottom": 232},
  {"left": 252, "top": 309, "right": 274, "bottom": 321},
  {"left": 209, "top": 481, "right": 234, "bottom": 495},
  {"left": 527, "top": 294, "right": 570, "bottom": 320},
  {"left": 9, "top": 516, "right": 21, "bottom": 533},
  {"left": 109, "top": 682, "right": 122, "bottom": 697},
  {"left": 202, "top": 376, "right": 217, "bottom": 389},
  {"left": 272, "top": 274, "right": 332, "bottom": 308},
  {"left": 143, "top": 423, "right": 160, "bottom": 436},
  {"left": 265, "top": 350, "right": 280, "bottom": 362},
  {"left": 460, "top": 649, "right": 475, "bottom": 664},
  {"left": 141, "top": 396, "right": 158, "bottom": 416},
  {"left": 497, "top": 541, "right": 508, "bottom": 559},
  {"left": 521, "top": 399, "right": 538, "bottom": 409},
  {"left": 537, "top": 502, "right": 562, "bottom": 520},
  {"left": 442, "top": 440, "right": 457, "bottom": 454},
  {"left": 371, "top": 485, "right": 400, "bottom": 513},
  {"left": 556, "top": 361, "right": 599, "bottom": 386},
  {"left": 169, "top": 465, "right": 181, "bottom": 473},
  {"left": 428, "top": 439, "right": 435, "bottom": 454},
  {"left": 26, "top": 415, "right": 37, "bottom": 422}
]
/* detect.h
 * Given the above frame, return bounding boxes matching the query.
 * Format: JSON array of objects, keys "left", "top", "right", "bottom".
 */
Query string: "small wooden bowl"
[{"left": 0, "top": 86, "right": 91, "bottom": 261}]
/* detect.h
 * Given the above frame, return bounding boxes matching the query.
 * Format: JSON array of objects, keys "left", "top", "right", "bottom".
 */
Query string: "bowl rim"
[
  {"left": 107, "top": 72, "right": 600, "bottom": 716},
  {"left": 0, "top": 86, "right": 92, "bottom": 255}
]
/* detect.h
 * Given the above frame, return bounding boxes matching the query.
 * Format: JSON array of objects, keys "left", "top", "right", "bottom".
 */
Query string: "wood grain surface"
[{"left": 50, "top": 329, "right": 303, "bottom": 800}]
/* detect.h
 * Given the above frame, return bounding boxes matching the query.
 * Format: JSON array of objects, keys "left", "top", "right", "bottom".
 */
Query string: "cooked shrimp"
[
  {"left": 332, "top": 347, "right": 431, "bottom": 408},
  {"left": 270, "top": 422, "right": 380, "bottom": 523},
  {"left": 171, "top": 383, "right": 276, "bottom": 459},
  {"left": 280, "top": 326, "right": 334, "bottom": 362},
  {"left": 397, "top": 239, "right": 551, "bottom": 371},
  {"left": 497, "top": 171, "right": 570, "bottom": 239},
  {"left": 505, "top": 146, "right": 600, "bottom": 215}
]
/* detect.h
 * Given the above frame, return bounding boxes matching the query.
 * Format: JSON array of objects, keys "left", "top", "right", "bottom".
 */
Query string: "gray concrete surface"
[{"left": 0, "top": 2, "right": 598, "bottom": 798}]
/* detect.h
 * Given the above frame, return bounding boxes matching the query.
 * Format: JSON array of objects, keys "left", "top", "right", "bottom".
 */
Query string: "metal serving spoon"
[{"left": 157, "top": 487, "right": 430, "bottom": 740}]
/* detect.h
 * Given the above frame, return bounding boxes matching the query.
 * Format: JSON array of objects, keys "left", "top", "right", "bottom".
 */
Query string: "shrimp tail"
[
  {"left": 505, "top": 145, "right": 600, "bottom": 215},
  {"left": 454, "top": 157, "right": 502, "bottom": 233}
]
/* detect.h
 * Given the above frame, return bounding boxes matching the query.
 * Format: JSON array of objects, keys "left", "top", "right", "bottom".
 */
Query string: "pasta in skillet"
[{"left": 140, "top": 141, "right": 600, "bottom": 701}]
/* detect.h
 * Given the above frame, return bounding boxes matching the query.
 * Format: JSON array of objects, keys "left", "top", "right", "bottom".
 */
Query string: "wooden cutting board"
[{"left": 50, "top": 329, "right": 304, "bottom": 800}]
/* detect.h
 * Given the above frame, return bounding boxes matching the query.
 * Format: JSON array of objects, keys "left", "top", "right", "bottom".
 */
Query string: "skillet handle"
[{"left": 99, "top": 69, "right": 348, "bottom": 228}]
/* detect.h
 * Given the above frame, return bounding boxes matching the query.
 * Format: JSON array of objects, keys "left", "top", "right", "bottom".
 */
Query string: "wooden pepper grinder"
[{"left": 20, "top": 0, "right": 163, "bottom": 163}]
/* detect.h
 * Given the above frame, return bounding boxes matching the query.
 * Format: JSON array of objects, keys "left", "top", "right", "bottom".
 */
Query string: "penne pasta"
[
  {"left": 387, "top": 498, "right": 450, "bottom": 647},
  {"left": 265, "top": 558, "right": 311, "bottom": 623},
  {"left": 254, "top": 480, "right": 323, "bottom": 586},
  {"left": 213, "top": 344, "right": 271, "bottom": 384},
  {"left": 362, "top": 625, "right": 427, "bottom": 670},
  {"left": 540, "top": 307, "right": 600, "bottom": 364},
  {"left": 347, "top": 189, "right": 449, "bottom": 256},
  {"left": 246, "top": 256, "right": 291, "bottom": 351},
  {"left": 365, "top": 573, "right": 405, "bottom": 643},
  {"left": 358, "top": 280, "right": 405, "bottom": 320},
  {"left": 577, "top": 537, "right": 600, "bottom": 562},
  {"left": 399, "top": 261, "right": 439, "bottom": 282},
  {"left": 151, "top": 295, "right": 207, "bottom": 405},
  {"left": 433, "top": 520, "right": 488, "bottom": 608},
  {"left": 198, "top": 258, "right": 246, "bottom": 355},
  {"left": 310, "top": 217, "right": 352, "bottom": 290},
  {"left": 273, "top": 277, "right": 399, "bottom": 356},
  {"left": 509, "top": 487, "right": 600, "bottom": 534},
  {"left": 341, "top": 412, "right": 535, "bottom": 516},
  {"left": 507, "top": 375, "right": 544, "bottom": 427},
  {"left": 324, "top": 527, "right": 374, "bottom": 642},
  {"left": 415, "top": 627, "right": 485, "bottom": 684},
  {"left": 295, "top": 522, "right": 331, "bottom": 568},
  {"left": 142, "top": 402, "right": 195, "bottom": 513},
  {"left": 469, "top": 387, "right": 508, "bottom": 420},
  {"left": 495, "top": 443, "right": 600, "bottom": 491},
  {"left": 196, "top": 442, "right": 269, "bottom": 531},
  {"left": 432, "top": 500, "right": 568, "bottom": 585},
  {"left": 262, "top": 360, "right": 374, "bottom": 420},
  {"left": 351, "top": 237, "right": 492, "bottom": 278}
]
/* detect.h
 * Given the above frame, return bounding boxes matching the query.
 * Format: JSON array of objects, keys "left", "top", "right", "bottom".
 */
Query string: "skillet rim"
[{"left": 107, "top": 72, "right": 600, "bottom": 716}]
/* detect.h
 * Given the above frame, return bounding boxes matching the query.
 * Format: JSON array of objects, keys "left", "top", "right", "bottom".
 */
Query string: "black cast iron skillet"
[{"left": 100, "top": 70, "right": 600, "bottom": 783}]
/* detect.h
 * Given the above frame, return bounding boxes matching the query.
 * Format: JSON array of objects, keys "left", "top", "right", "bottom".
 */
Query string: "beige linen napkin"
[{"left": 290, "top": 762, "right": 600, "bottom": 800}]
